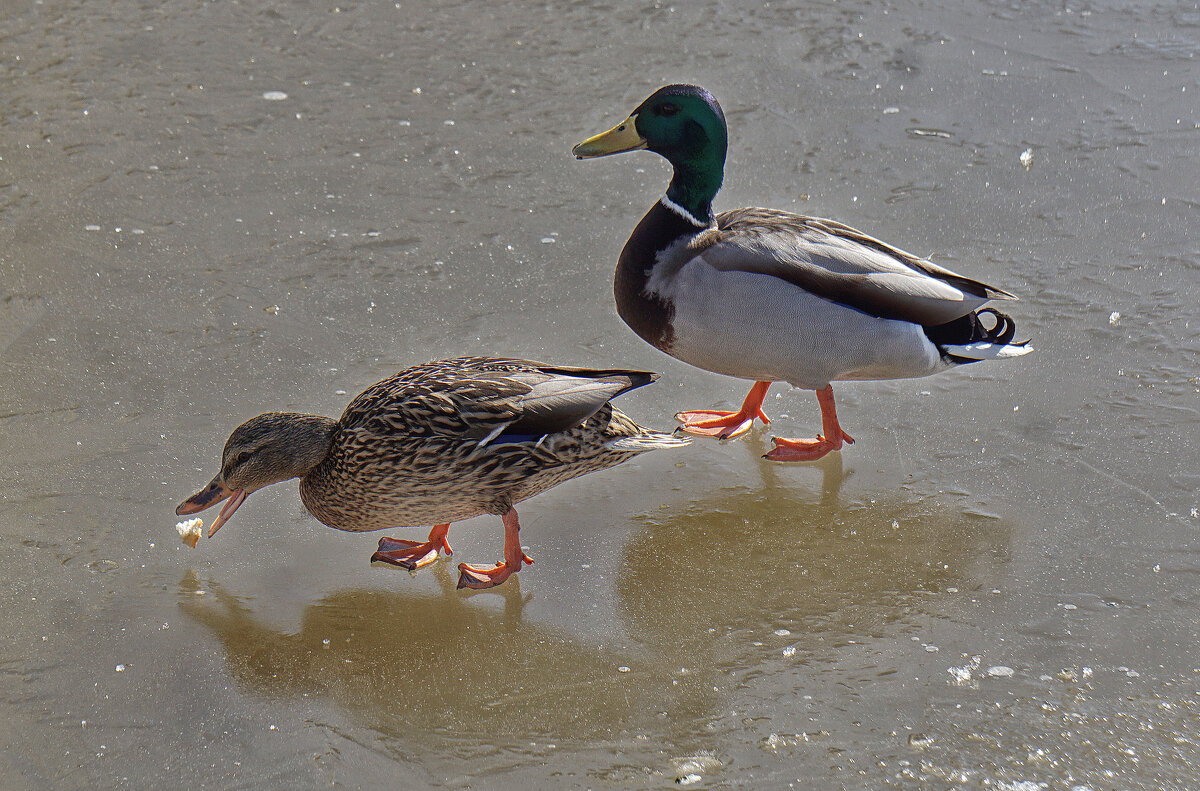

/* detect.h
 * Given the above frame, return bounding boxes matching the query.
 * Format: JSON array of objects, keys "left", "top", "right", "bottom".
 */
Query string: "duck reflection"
[
  {"left": 178, "top": 565, "right": 716, "bottom": 750},
  {"left": 180, "top": 455, "right": 1013, "bottom": 767},
  {"left": 616, "top": 456, "right": 1013, "bottom": 667}
]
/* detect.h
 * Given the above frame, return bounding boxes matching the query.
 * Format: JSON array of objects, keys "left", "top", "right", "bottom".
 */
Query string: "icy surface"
[{"left": 1, "top": 1, "right": 1197, "bottom": 789}]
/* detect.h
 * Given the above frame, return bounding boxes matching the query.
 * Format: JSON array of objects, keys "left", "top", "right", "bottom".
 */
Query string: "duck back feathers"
[{"left": 300, "top": 357, "right": 685, "bottom": 531}]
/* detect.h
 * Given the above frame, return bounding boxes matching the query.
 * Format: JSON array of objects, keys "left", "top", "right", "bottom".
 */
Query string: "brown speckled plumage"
[
  {"left": 178, "top": 356, "right": 687, "bottom": 551},
  {"left": 301, "top": 356, "right": 685, "bottom": 531}
]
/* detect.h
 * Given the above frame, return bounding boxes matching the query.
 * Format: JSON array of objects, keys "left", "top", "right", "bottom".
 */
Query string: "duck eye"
[
  {"left": 234, "top": 451, "right": 252, "bottom": 467},
  {"left": 658, "top": 103, "right": 680, "bottom": 117}
]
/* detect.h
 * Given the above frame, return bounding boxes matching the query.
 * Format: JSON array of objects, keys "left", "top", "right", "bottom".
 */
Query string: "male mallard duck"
[
  {"left": 176, "top": 356, "right": 688, "bottom": 589},
  {"left": 573, "top": 84, "right": 1032, "bottom": 462}
]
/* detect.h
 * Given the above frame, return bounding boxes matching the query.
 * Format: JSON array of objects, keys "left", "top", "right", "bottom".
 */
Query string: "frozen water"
[{"left": 1, "top": 1, "right": 1196, "bottom": 788}]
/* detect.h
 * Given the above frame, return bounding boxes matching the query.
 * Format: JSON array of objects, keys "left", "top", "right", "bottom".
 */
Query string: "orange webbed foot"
[
  {"left": 761, "top": 385, "right": 854, "bottom": 463},
  {"left": 762, "top": 432, "right": 854, "bottom": 462},
  {"left": 675, "top": 409, "right": 767, "bottom": 439},
  {"left": 456, "top": 507, "right": 533, "bottom": 590},
  {"left": 371, "top": 524, "right": 452, "bottom": 571},
  {"left": 674, "top": 381, "right": 772, "bottom": 440},
  {"left": 456, "top": 553, "right": 534, "bottom": 590}
]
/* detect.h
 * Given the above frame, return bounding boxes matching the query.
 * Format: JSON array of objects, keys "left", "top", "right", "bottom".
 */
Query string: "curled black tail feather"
[
  {"left": 976, "top": 308, "right": 1017, "bottom": 345},
  {"left": 925, "top": 308, "right": 1024, "bottom": 364},
  {"left": 924, "top": 308, "right": 1018, "bottom": 346}
]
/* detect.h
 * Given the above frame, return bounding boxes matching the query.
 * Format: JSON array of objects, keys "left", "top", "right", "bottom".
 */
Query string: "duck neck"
[
  {"left": 286, "top": 414, "right": 339, "bottom": 478},
  {"left": 663, "top": 159, "right": 722, "bottom": 228}
]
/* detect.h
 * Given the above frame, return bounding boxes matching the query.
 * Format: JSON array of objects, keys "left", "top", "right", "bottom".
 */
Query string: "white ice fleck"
[
  {"left": 85, "top": 224, "right": 101, "bottom": 231},
  {"left": 783, "top": 646, "right": 796, "bottom": 657},
  {"left": 948, "top": 655, "right": 981, "bottom": 686},
  {"left": 987, "top": 665, "right": 1015, "bottom": 678},
  {"left": 1059, "top": 603, "right": 1078, "bottom": 610},
  {"left": 617, "top": 666, "right": 631, "bottom": 673},
  {"left": 1109, "top": 311, "right": 1120, "bottom": 325},
  {"left": 115, "top": 664, "right": 126, "bottom": 672},
  {"left": 671, "top": 751, "right": 723, "bottom": 781},
  {"left": 773, "top": 628, "right": 791, "bottom": 637},
  {"left": 262, "top": 91, "right": 288, "bottom": 101},
  {"left": 540, "top": 237, "right": 556, "bottom": 244},
  {"left": 883, "top": 106, "right": 900, "bottom": 114},
  {"left": 1019, "top": 148, "right": 1033, "bottom": 170}
]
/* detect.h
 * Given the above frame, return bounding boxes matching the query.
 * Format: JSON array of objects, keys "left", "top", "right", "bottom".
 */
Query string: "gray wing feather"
[
  {"left": 503, "top": 374, "right": 636, "bottom": 437},
  {"left": 692, "top": 209, "right": 1015, "bottom": 326},
  {"left": 340, "top": 358, "right": 656, "bottom": 444}
]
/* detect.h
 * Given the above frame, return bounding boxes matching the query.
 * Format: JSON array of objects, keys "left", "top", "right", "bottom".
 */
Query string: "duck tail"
[
  {"left": 929, "top": 308, "right": 1033, "bottom": 364},
  {"left": 605, "top": 432, "right": 691, "bottom": 453}
]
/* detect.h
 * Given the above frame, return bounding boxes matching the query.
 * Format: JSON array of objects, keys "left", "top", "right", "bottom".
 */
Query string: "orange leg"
[
  {"left": 675, "top": 380, "right": 773, "bottom": 440},
  {"left": 457, "top": 508, "right": 534, "bottom": 590},
  {"left": 371, "top": 523, "right": 452, "bottom": 570},
  {"left": 763, "top": 385, "right": 855, "bottom": 462}
]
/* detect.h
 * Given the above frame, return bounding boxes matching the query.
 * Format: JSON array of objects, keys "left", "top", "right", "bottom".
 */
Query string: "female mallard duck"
[
  {"left": 176, "top": 356, "right": 688, "bottom": 589},
  {"left": 573, "top": 84, "right": 1031, "bottom": 462}
]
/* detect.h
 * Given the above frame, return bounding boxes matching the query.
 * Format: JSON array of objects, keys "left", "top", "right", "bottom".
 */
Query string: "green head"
[{"left": 574, "top": 84, "right": 728, "bottom": 225}]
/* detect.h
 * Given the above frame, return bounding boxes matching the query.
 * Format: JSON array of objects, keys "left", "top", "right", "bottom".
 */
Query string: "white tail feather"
[
  {"left": 945, "top": 341, "right": 1033, "bottom": 361},
  {"left": 605, "top": 434, "right": 691, "bottom": 453}
]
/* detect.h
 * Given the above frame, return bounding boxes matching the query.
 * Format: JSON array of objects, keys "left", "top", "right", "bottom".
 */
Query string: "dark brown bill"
[
  {"left": 176, "top": 475, "right": 247, "bottom": 537},
  {"left": 176, "top": 474, "right": 233, "bottom": 515}
]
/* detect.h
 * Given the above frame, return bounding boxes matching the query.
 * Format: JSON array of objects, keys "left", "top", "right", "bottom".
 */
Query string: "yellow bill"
[{"left": 572, "top": 114, "right": 647, "bottom": 159}]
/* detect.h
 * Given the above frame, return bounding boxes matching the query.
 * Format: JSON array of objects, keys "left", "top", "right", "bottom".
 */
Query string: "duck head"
[
  {"left": 176, "top": 412, "right": 336, "bottom": 537},
  {"left": 573, "top": 84, "right": 728, "bottom": 225}
]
